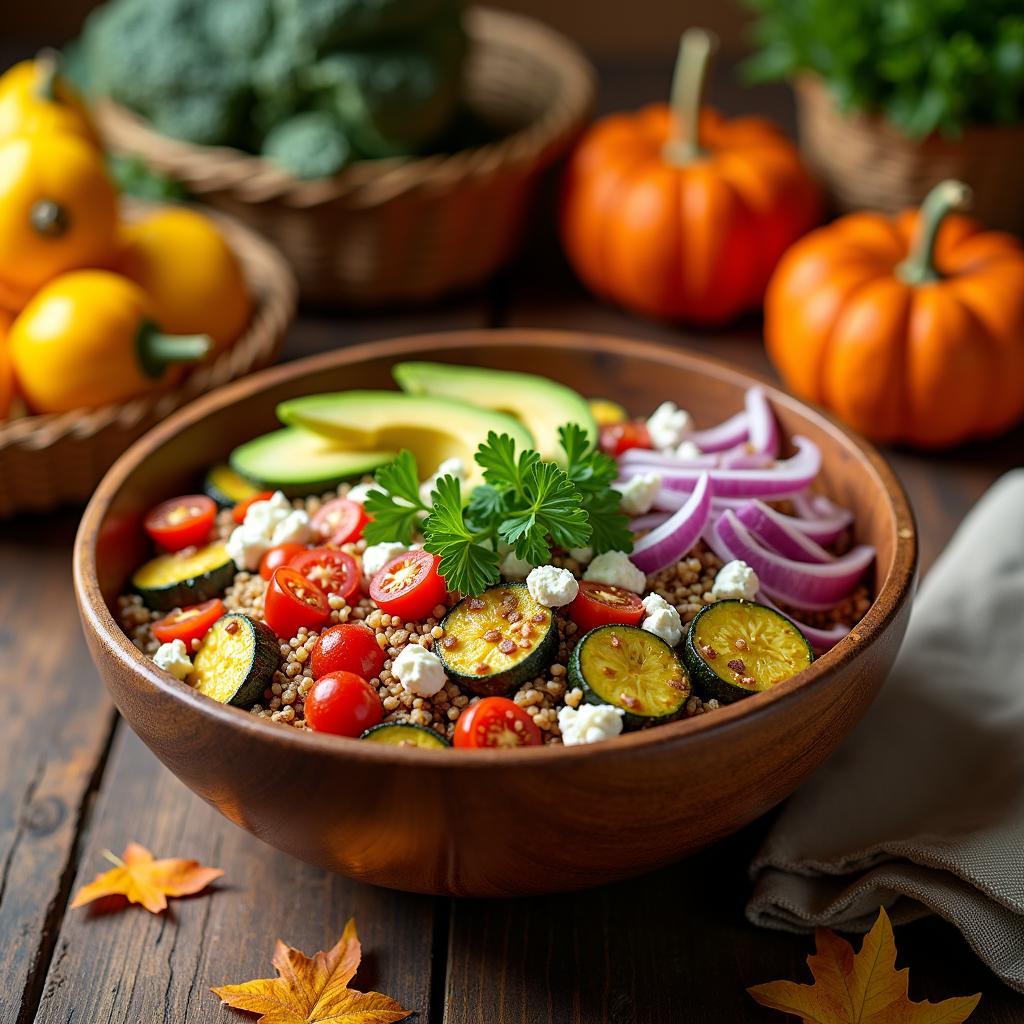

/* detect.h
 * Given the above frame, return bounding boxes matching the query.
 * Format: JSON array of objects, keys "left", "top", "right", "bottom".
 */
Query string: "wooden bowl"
[{"left": 73, "top": 331, "right": 917, "bottom": 897}]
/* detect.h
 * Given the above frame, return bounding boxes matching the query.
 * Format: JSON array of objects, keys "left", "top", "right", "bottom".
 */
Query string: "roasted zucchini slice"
[
  {"left": 132, "top": 541, "right": 236, "bottom": 612},
  {"left": 569, "top": 624, "right": 689, "bottom": 728},
  {"left": 684, "top": 599, "right": 813, "bottom": 704},
  {"left": 439, "top": 583, "right": 557, "bottom": 696},
  {"left": 360, "top": 722, "right": 450, "bottom": 749},
  {"left": 191, "top": 613, "right": 279, "bottom": 707},
  {"left": 204, "top": 464, "right": 261, "bottom": 508}
]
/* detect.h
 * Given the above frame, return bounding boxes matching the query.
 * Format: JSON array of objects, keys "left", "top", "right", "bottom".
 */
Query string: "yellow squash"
[
  {"left": 0, "top": 53, "right": 100, "bottom": 145},
  {"left": 0, "top": 132, "right": 118, "bottom": 310},
  {"left": 119, "top": 208, "right": 252, "bottom": 352},
  {"left": 0, "top": 309, "right": 13, "bottom": 419},
  {"left": 8, "top": 270, "right": 211, "bottom": 413}
]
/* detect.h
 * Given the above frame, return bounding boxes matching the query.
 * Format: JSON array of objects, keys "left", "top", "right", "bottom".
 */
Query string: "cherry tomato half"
[
  {"left": 311, "top": 497, "right": 369, "bottom": 546},
  {"left": 369, "top": 549, "right": 447, "bottom": 621},
  {"left": 259, "top": 542, "right": 306, "bottom": 581},
  {"left": 311, "top": 622, "right": 386, "bottom": 680},
  {"left": 263, "top": 566, "right": 331, "bottom": 638},
  {"left": 151, "top": 598, "right": 225, "bottom": 647},
  {"left": 289, "top": 547, "right": 361, "bottom": 602},
  {"left": 144, "top": 494, "right": 216, "bottom": 551},
  {"left": 599, "top": 419, "right": 651, "bottom": 456},
  {"left": 568, "top": 581, "right": 645, "bottom": 633},
  {"left": 304, "top": 671, "right": 383, "bottom": 737},
  {"left": 454, "top": 697, "right": 542, "bottom": 749},
  {"left": 232, "top": 490, "right": 274, "bottom": 524}
]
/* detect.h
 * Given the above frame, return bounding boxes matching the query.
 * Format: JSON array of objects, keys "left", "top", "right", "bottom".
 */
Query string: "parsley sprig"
[{"left": 362, "top": 426, "right": 633, "bottom": 595}]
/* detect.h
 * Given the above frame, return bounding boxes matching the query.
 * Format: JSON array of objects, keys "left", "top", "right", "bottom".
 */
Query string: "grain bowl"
[{"left": 74, "top": 330, "right": 916, "bottom": 896}]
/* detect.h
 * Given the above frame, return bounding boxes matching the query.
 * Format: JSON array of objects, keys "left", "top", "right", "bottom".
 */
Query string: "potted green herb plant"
[{"left": 743, "top": 0, "right": 1024, "bottom": 231}]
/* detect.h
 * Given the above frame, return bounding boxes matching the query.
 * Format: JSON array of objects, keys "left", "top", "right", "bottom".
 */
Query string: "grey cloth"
[{"left": 747, "top": 469, "right": 1024, "bottom": 993}]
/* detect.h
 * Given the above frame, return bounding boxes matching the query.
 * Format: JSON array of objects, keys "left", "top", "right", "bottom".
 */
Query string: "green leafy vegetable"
[
  {"left": 743, "top": 0, "right": 1024, "bottom": 137},
  {"left": 366, "top": 425, "right": 634, "bottom": 595},
  {"left": 422, "top": 476, "right": 501, "bottom": 597},
  {"left": 362, "top": 450, "right": 427, "bottom": 545}
]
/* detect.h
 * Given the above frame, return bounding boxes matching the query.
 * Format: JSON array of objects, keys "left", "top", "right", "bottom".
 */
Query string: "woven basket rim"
[
  {"left": 96, "top": 7, "right": 597, "bottom": 211},
  {"left": 0, "top": 198, "right": 297, "bottom": 454},
  {"left": 795, "top": 73, "right": 1024, "bottom": 145}
]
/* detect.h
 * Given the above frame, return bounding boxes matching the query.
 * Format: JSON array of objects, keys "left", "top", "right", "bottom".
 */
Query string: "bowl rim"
[{"left": 74, "top": 329, "right": 918, "bottom": 768}]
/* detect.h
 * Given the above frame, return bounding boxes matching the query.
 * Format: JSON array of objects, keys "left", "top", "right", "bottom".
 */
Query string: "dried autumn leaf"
[
  {"left": 70, "top": 841, "right": 224, "bottom": 914},
  {"left": 212, "top": 917, "right": 411, "bottom": 1024},
  {"left": 748, "top": 907, "right": 981, "bottom": 1023}
]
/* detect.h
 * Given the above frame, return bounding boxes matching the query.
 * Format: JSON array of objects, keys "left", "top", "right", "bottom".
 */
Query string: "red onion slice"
[
  {"left": 629, "top": 473, "right": 712, "bottom": 575},
  {"left": 745, "top": 387, "right": 780, "bottom": 458},
  {"left": 630, "top": 511, "right": 670, "bottom": 533},
  {"left": 643, "top": 436, "right": 821, "bottom": 499},
  {"left": 756, "top": 592, "right": 852, "bottom": 654},
  {"left": 714, "top": 509, "right": 874, "bottom": 610},
  {"left": 734, "top": 500, "right": 834, "bottom": 564},
  {"left": 619, "top": 449, "right": 720, "bottom": 470},
  {"left": 686, "top": 410, "right": 748, "bottom": 452}
]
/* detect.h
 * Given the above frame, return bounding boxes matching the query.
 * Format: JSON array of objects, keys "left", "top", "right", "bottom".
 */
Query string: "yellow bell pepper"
[
  {"left": 0, "top": 309, "right": 13, "bottom": 419},
  {"left": 119, "top": 207, "right": 252, "bottom": 352},
  {"left": 587, "top": 398, "right": 628, "bottom": 426},
  {"left": 0, "top": 132, "right": 118, "bottom": 311},
  {"left": 8, "top": 270, "right": 210, "bottom": 413},
  {"left": 0, "top": 52, "right": 100, "bottom": 146}
]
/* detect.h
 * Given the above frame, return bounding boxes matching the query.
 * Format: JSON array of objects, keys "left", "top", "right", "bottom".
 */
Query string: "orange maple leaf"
[
  {"left": 212, "top": 918, "right": 411, "bottom": 1024},
  {"left": 748, "top": 907, "right": 981, "bottom": 1023},
  {"left": 70, "top": 841, "right": 224, "bottom": 914}
]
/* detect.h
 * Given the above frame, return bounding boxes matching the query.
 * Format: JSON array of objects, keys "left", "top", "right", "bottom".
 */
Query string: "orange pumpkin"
[
  {"left": 766, "top": 180, "right": 1024, "bottom": 448},
  {"left": 560, "top": 29, "right": 821, "bottom": 326}
]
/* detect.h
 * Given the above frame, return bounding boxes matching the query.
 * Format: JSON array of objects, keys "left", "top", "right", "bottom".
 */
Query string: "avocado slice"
[
  {"left": 392, "top": 362, "right": 597, "bottom": 464},
  {"left": 230, "top": 427, "right": 395, "bottom": 496},
  {"left": 276, "top": 391, "right": 534, "bottom": 490}
]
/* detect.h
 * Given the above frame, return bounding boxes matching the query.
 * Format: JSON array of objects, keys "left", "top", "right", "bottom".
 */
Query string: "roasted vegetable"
[
  {"left": 684, "top": 599, "right": 813, "bottom": 703},
  {"left": 569, "top": 624, "right": 690, "bottom": 728},
  {"left": 132, "top": 541, "right": 236, "bottom": 612},
  {"left": 360, "top": 722, "right": 450, "bottom": 749},
  {"left": 191, "top": 613, "right": 279, "bottom": 707},
  {"left": 439, "top": 584, "right": 557, "bottom": 696}
]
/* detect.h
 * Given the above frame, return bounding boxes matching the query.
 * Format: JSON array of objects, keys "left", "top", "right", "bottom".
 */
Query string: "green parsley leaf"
[
  {"left": 422, "top": 475, "right": 500, "bottom": 596},
  {"left": 499, "top": 461, "right": 591, "bottom": 564},
  {"left": 362, "top": 450, "right": 428, "bottom": 545},
  {"left": 475, "top": 432, "right": 540, "bottom": 500},
  {"left": 465, "top": 483, "right": 506, "bottom": 527},
  {"left": 585, "top": 489, "right": 635, "bottom": 555}
]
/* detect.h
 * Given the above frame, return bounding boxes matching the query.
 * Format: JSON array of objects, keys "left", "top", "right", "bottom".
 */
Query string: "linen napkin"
[{"left": 747, "top": 469, "right": 1024, "bottom": 993}]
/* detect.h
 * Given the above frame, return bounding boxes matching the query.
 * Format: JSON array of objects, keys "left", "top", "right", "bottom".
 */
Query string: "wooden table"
[{"left": 3, "top": 54, "right": 1024, "bottom": 1024}]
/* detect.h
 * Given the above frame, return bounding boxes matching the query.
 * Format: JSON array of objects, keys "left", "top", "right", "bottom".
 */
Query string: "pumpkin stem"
[
  {"left": 896, "top": 180, "right": 972, "bottom": 285},
  {"left": 663, "top": 28, "right": 718, "bottom": 165},
  {"left": 34, "top": 48, "right": 62, "bottom": 103},
  {"left": 137, "top": 321, "right": 211, "bottom": 380}
]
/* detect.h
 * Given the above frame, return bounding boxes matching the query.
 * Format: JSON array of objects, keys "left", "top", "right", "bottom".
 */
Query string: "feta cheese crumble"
[
  {"left": 154, "top": 639, "right": 193, "bottom": 680},
  {"left": 646, "top": 401, "right": 693, "bottom": 451},
  {"left": 345, "top": 482, "right": 384, "bottom": 505},
  {"left": 641, "top": 592, "right": 683, "bottom": 646},
  {"left": 419, "top": 457, "right": 467, "bottom": 505},
  {"left": 392, "top": 642, "right": 446, "bottom": 697},
  {"left": 526, "top": 564, "right": 579, "bottom": 608},
  {"left": 362, "top": 541, "right": 408, "bottom": 579},
  {"left": 558, "top": 703, "right": 625, "bottom": 745},
  {"left": 617, "top": 471, "right": 662, "bottom": 516},
  {"left": 712, "top": 559, "right": 760, "bottom": 601},
  {"left": 674, "top": 440, "right": 703, "bottom": 460},
  {"left": 568, "top": 546, "right": 593, "bottom": 565},
  {"left": 583, "top": 550, "right": 646, "bottom": 593},
  {"left": 500, "top": 548, "right": 534, "bottom": 579},
  {"left": 225, "top": 490, "right": 311, "bottom": 571}
]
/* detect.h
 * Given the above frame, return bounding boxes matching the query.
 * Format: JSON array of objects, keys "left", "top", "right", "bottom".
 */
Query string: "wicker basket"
[
  {"left": 94, "top": 7, "right": 596, "bottom": 305},
  {"left": 795, "top": 75, "right": 1024, "bottom": 233},
  {"left": 0, "top": 200, "right": 296, "bottom": 518}
]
